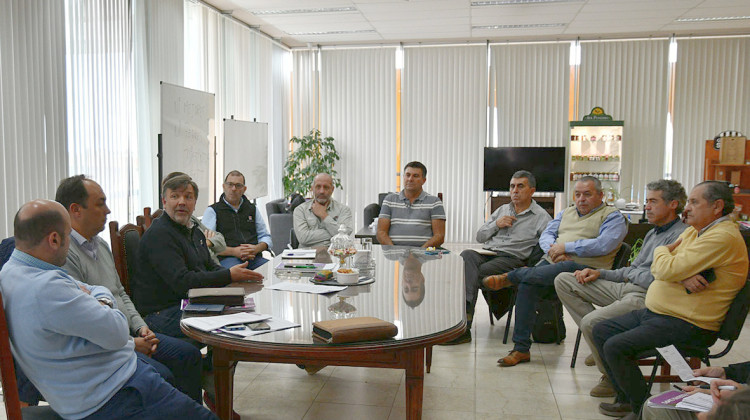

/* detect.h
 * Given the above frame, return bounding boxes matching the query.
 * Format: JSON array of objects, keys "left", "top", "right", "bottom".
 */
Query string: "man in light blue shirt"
[
  {"left": 202, "top": 170, "right": 272, "bottom": 269},
  {"left": 0, "top": 199, "right": 215, "bottom": 419}
]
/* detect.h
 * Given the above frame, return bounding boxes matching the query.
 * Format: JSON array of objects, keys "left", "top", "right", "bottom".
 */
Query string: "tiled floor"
[{"left": 4, "top": 243, "right": 750, "bottom": 419}]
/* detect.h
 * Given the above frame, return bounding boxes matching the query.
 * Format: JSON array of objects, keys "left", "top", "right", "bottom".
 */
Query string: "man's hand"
[
  {"left": 203, "top": 229, "right": 215, "bottom": 248},
  {"left": 575, "top": 268, "right": 601, "bottom": 284},
  {"left": 552, "top": 253, "right": 573, "bottom": 263},
  {"left": 136, "top": 326, "right": 159, "bottom": 355},
  {"left": 665, "top": 238, "right": 682, "bottom": 253},
  {"left": 229, "top": 261, "right": 264, "bottom": 282},
  {"left": 682, "top": 274, "right": 709, "bottom": 293},
  {"left": 495, "top": 215, "right": 516, "bottom": 229},
  {"left": 79, "top": 284, "right": 91, "bottom": 294},
  {"left": 311, "top": 201, "right": 328, "bottom": 220},
  {"left": 548, "top": 243, "right": 566, "bottom": 260},
  {"left": 710, "top": 378, "right": 744, "bottom": 405},
  {"left": 693, "top": 366, "right": 726, "bottom": 380}
]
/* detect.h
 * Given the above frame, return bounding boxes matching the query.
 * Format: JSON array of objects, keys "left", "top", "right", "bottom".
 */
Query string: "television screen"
[{"left": 483, "top": 147, "right": 566, "bottom": 192}]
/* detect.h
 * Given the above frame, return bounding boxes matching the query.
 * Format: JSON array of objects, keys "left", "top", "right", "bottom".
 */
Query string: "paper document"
[
  {"left": 656, "top": 345, "right": 716, "bottom": 384},
  {"left": 181, "top": 312, "right": 271, "bottom": 332},
  {"left": 266, "top": 281, "right": 346, "bottom": 294},
  {"left": 472, "top": 248, "right": 498, "bottom": 256},
  {"left": 676, "top": 392, "right": 713, "bottom": 412},
  {"left": 217, "top": 318, "right": 300, "bottom": 337},
  {"left": 280, "top": 249, "right": 316, "bottom": 259}
]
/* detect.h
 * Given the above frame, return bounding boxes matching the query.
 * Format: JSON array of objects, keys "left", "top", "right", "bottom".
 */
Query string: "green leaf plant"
[{"left": 282, "top": 129, "right": 342, "bottom": 197}]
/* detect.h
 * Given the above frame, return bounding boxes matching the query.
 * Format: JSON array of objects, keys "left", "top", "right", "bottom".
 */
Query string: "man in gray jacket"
[
  {"left": 447, "top": 170, "right": 552, "bottom": 344},
  {"left": 554, "top": 179, "right": 687, "bottom": 398}
]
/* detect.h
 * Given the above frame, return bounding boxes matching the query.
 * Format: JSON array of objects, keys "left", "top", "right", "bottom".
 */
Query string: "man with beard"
[{"left": 293, "top": 173, "right": 353, "bottom": 248}]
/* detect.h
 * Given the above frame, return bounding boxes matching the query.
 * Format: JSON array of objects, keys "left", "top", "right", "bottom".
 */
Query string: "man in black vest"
[{"left": 202, "top": 170, "right": 273, "bottom": 270}]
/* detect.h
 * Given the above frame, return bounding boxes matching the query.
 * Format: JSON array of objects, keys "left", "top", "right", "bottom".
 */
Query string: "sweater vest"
[
  {"left": 210, "top": 194, "right": 258, "bottom": 248},
  {"left": 557, "top": 205, "right": 621, "bottom": 269}
]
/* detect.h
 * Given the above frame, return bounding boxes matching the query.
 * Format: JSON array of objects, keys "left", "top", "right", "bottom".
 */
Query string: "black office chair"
[
  {"left": 290, "top": 228, "right": 300, "bottom": 249},
  {"left": 570, "top": 242, "right": 632, "bottom": 367}
]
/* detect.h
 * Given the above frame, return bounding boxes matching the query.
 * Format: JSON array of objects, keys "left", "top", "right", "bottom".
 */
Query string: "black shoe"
[
  {"left": 440, "top": 329, "right": 471, "bottom": 345},
  {"left": 598, "top": 401, "right": 633, "bottom": 417}
]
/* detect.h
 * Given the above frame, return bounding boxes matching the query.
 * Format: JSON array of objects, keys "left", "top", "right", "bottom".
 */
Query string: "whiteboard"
[
  {"left": 223, "top": 119, "right": 268, "bottom": 200},
  {"left": 160, "top": 82, "right": 215, "bottom": 214}
]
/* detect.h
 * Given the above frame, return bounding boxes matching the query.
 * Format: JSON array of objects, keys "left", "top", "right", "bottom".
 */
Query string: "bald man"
[
  {"left": 293, "top": 173, "right": 353, "bottom": 248},
  {"left": 0, "top": 200, "right": 215, "bottom": 419}
]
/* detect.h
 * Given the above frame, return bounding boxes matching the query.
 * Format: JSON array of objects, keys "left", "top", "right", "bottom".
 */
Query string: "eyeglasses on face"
[{"left": 224, "top": 182, "right": 245, "bottom": 189}]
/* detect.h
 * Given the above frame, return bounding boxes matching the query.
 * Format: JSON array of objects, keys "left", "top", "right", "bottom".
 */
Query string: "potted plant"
[{"left": 283, "top": 129, "right": 342, "bottom": 197}]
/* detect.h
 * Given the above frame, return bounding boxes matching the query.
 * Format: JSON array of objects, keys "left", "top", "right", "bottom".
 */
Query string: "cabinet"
[
  {"left": 704, "top": 138, "right": 750, "bottom": 217},
  {"left": 569, "top": 107, "right": 623, "bottom": 204}
]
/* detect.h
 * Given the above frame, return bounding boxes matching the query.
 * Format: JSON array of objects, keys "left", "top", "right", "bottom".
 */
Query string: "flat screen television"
[{"left": 483, "top": 147, "right": 566, "bottom": 193}]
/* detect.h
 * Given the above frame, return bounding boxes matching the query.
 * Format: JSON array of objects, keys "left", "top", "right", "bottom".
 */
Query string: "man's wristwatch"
[{"left": 97, "top": 297, "right": 114, "bottom": 308}]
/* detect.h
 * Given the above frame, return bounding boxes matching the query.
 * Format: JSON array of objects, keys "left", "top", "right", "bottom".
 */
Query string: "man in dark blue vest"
[{"left": 202, "top": 170, "right": 272, "bottom": 270}]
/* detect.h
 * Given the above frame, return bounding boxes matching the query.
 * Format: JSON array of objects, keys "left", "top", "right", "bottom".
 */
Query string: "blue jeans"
[
  {"left": 593, "top": 308, "right": 717, "bottom": 413},
  {"left": 84, "top": 359, "right": 217, "bottom": 420},
  {"left": 219, "top": 255, "right": 268, "bottom": 270},
  {"left": 145, "top": 306, "right": 212, "bottom": 372},
  {"left": 508, "top": 260, "right": 588, "bottom": 352},
  {"left": 136, "top": 333, "right": 202, "bottom": 403}
]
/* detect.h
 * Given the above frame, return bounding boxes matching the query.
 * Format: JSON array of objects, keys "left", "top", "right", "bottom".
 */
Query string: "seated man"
[
  {"left": 55, "top": 175, "right": 203, "bottom": 402},
  {"left": 0, "top": 200, "right": 215, "bottom": 419},
  {"left": 643, "top": 362, "right": 749, "bottom": 420},
  {"left": 293, "top": 173, "right": 353, "bottom": 248},
  {"left": 135, "top": 173, "right": 264, "bottom": 339},
  {"left": 483, "top": 176, "right": 627, "bottom": 366},
  {"left": 555, "top": 179, "right": 687, "bottom": 397},
  {"left": 448, "top": 170, "right": 551, "bottom": 345},
  {"left": 593, "top": 181, "right": 749, "bottom": 419},
  {"left": 377, "top": 161, "right": 446, "bottom": 247},
  {"left": 202, "top": 170, "right": 272, "bottom": 269}
]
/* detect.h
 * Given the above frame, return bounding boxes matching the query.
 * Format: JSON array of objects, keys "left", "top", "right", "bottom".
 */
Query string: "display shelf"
[
  {"left": 704, "top": 137, "right": 750, "bottom": 217},
  {"left": 569, "top": 108, "right": 623, "bottom": 203}
]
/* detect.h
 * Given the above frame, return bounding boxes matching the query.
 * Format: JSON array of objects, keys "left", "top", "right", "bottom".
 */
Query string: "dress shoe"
[
  {"left": 483, "top": 273, "right": 512, "bottom": 291},
  {"left": 498, "top": 350, "right": 531, "bottom": 366},
  {"left": 440, "top": 329, "right": 471, "bottom": 345},
  {"left": 598, "top": 401, "right": 633, "bottom": 417},
  {"left": 585, "top": 353, "right": 596, "bottom": 366},
  {"left": 590, "top": 375, "right": 616, "bottom": 398},
  {"left": 204, "top": 390, "right": 241, "bottom": 420}
]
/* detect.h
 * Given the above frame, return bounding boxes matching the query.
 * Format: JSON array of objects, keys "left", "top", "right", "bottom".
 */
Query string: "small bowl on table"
[{"left": 335, "top": 268, "right": 360, "bottom": 285}]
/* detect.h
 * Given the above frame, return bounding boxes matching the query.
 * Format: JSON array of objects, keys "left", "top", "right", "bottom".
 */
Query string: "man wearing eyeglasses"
[{"left": 202, "top": 170, "right": 273, "bottom": 270}]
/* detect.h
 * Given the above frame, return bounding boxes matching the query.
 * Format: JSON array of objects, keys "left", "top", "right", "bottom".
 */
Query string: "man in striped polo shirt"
[{"left": 376, "top": 161, "right": 446, "bottom": 247}]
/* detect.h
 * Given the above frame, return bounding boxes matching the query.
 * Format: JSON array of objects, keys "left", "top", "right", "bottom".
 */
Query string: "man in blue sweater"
[{"left": 0, "top": 199, "right": 215, "bottom": 419}]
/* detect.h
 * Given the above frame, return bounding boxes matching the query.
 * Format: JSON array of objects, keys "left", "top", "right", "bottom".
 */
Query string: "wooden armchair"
[
  {"left": 136, "top": 207, "right": 163, "bottom": 230},
  {"left": 108, "top": 221, "right": 144, "bottom": 297}
]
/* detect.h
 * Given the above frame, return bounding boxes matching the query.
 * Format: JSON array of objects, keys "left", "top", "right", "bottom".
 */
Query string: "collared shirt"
[
  {"left": 71, "top": 229, "right": 98, "bottom": 260},
  {"left": 475, "top": 200, "right": 552, "bottom": 260},
  {"left": 653, "top": 217, "right": 682, "bottom": 234},
  {"left": 698, "top": 215, "right": 731, "bottom": 237},
  {"left": 378, "top": 190, "right": 446, "bottom": 247},
  {"left": 293, "top": 198, "right": 354, "bottom": 248},
  {"left": 202, "top": 196, "right": 272, "bottom": 248},
  {"left": 0, "top": 249, "right": 135, "bottom": 419},
  {"left": 539, "top": 203, "right": 627, "bottom": 256}
]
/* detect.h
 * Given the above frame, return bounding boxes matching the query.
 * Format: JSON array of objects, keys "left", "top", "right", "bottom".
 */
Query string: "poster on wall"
[{"left": 160, "top": 82, "right": 215, "bottom": 214}]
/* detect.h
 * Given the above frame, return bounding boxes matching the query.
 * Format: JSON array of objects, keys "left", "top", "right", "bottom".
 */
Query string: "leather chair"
[
  {"left": 137, "top": 207, "right": 163, "bottom": 230},
  {"left": 108, "top": 221, "right": 144, "bottom": 297},
  {"left": 569, "top": 242, "right": 632, "bottom": 367},
  {"left": 266, "top": 198, "right": 294, "bottom": 255},
  {"left": 0, "top": 291, "right": 61, "bottom": 419}
]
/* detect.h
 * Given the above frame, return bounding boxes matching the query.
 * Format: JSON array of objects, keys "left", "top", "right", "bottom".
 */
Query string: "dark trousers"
[
  {"left": 460, "top": 249, "right": 524, "bottom": 316},
  {"left": 136, "top": 332, "right": 203, "bottom": 403},
  {"left": 508, "top": 260, "right": 587, "bottom": 352},
  {"left": 145, "top": 306, "right": 212, "bottom": 372},
  {"left": 84, "top": 359, "right": 217, "bottom": 420},
  {"left": 592, "top": 308, "right": 718, "bottom": 412}
]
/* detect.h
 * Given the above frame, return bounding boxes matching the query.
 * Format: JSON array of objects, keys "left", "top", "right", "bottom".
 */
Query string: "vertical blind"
[
  {"left": 578, "top": 39, "right": 670, "bottom": 201},
  {"left": 671, "top": 37, "right": 750, "bottom": 190},
  {"left": 320, "top": 48, "right": 398, "bottom": 232},
  {"left": 66, "top": 0, "right": 136, "bottom": 230},
  {"left": 0, "top": 0, "right": 67, "bottom": 238},
  {"left": 292, "top": 49, "right": 320, "bottom": 138},
  {"left": 489, "top": 42, "right": 569, "bottom": 149},
  {"left": 402, "top": 46, "right": 488, "bottom": 243}
]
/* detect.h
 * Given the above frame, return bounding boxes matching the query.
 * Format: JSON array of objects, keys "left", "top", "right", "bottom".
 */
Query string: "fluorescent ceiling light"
[
  {"left": 472, "top": 0, "right": 582, "bottom": 6},
  {"left": 473, "top": 23, "right": 566, "bottom": 29},
  {"left": 286, "top": 29, "right": 376, "bottom": 36},
  {"left": 675, "top": 16, "right": 750, "bottom": 22},
  {"left": 253, "top": 7, "right": 357, "bottom": 16}
]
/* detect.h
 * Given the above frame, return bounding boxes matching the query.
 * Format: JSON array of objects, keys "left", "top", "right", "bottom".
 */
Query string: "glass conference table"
[{"left": 182, "top": 246, "right": 465, "bottom": 420}]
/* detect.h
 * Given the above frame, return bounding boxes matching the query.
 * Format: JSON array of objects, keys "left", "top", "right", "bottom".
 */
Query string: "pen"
[
  {"left": 698, "top": 384, "right": 737, "bottom": 390},
  {"left": 673, "top": 385, "right": 685, "bottom": 391},
  {"left": 285, "top": 264, "right": 316, "bottom": 268}
]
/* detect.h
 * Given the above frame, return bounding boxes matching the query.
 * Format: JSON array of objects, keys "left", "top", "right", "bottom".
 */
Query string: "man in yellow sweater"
[{"left": 593, "top": 181, "right": 748, "bottom": 419}]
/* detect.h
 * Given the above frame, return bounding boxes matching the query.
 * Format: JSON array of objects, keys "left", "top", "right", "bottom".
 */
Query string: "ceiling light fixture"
[
  {"left": 286, "top": 29, "right": 377, "bottom": 36},
  {"left": 473, "top": 23, "right": 566, "bottom": 29},
  {"left": 675, "top": 16, "right": 750, "bottom": 22},
  {"left": 252, "top": 7, "right": 358, "bottom": 16},
  {"left": 472, "top": 0, "right": 582, "bottom": 6}
]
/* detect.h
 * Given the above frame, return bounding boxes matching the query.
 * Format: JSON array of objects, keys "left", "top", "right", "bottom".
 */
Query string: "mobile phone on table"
[{"left": 249, "top": 322, "right": 271, "bottom": 331}]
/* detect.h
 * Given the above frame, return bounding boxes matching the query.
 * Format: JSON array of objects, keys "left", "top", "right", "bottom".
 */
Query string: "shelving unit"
[
  {"left": 704, "top": 137, "right": 750, "bottom": 217},
  {"left": 569, "top": 107, "right": 624, "bottom": 202}
]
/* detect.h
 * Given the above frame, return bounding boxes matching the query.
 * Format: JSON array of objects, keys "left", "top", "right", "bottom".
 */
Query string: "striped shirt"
[{"left": 379, "top": 190, "right": 446, "bottom": 246}]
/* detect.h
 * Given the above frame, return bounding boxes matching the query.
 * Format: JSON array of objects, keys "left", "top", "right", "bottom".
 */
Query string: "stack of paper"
[
  {"left": 676, "top": 393, "right": 713, "bottom": 412},
  {"left": 646, "top": 390, "right": 713, "bottom": 413},
  {"left": 181, "top": 312, "right": 271, "bottom": 332},
  {"left": 217, "top": 318, "right": 300, "bottom": 337}
]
